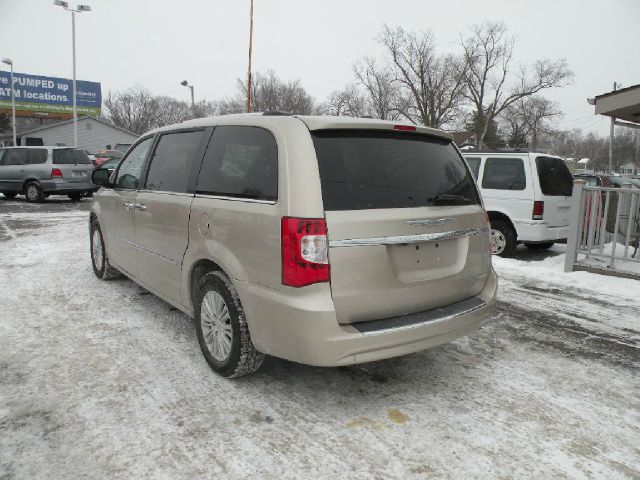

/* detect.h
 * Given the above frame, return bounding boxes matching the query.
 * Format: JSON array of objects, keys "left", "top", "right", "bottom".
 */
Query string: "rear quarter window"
[
  {"left": 482, "top": 157, "right": 526, "bottom": 190},
  {"left": 536, "top": 157, "right": 573, "bottom": 196},
  {"left": 311, "top": 130, "right": 480, "bottom": 210}
]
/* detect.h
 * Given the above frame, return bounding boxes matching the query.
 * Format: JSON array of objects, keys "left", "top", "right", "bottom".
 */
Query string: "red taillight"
[
  {"left": 281, "top": 217, "right": 329, "bottom": 287},
  {"left": 393, "top": 124, "right": 417, "bottom": 132},
  {"left": 533, "top": 201, "right": 544, "bottom": 220},
  {"left": 51, "top": 168, "right": 63, "bottom": 178}
]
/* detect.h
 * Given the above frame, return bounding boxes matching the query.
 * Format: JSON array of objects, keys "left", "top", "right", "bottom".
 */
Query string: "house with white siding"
[{"left": 0, "top": 117, "right": 138, "bottom": 152}]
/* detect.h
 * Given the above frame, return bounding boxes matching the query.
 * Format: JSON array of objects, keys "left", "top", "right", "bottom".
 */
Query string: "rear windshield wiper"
[{"left": 430, "top": 194, "right": 470, "bottom": 205}]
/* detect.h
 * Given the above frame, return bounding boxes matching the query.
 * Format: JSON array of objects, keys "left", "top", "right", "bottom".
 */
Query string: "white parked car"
[{"left": 462, "top": 151, "right": 573, "bottom": 257}]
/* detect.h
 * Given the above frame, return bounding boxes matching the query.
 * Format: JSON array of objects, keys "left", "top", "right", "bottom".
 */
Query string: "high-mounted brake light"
[
  {"left": 532, "top": 201, "right": 544, "bottom": 220},
  {"left": 51, "top": 168, "right": 63, "bottom": 178},
  {"left": 281, "top": 217, "right": 329, "bottom": 287},
  {"left": 393, "top": 124, "right": 417, "bottom": 132}
]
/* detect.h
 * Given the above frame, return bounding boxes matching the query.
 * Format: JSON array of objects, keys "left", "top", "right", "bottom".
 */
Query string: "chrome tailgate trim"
[{"left": 329, "top": 226, "right": 489, "bottom": 248}]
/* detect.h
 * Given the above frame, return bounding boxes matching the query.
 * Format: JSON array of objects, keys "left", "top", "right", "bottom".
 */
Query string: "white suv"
[{"left": 462, "top": 151, "right": 573, "bottom": 257}]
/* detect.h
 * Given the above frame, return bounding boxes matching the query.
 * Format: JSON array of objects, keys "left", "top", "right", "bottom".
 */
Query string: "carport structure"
[{"left": 589, "top": 83, "right": 640, "bottom": 173}]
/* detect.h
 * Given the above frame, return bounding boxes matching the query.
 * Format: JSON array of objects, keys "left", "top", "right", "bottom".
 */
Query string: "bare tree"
[
  {"left": 215, "top": 71, "right": 315, "bottom": 115},
  {"left": 104, "top": 85, "right": 220, "bottom": 133},
  {"left": 502, "top": 96, "right": 562, "bottom": 149},
  {"left": 461, "top": 21, "right": 572, "bottom": 148},
  {"left": 231, "top": 70, "right": 315, "bottom": 114},
  {"left": 104, "top": 86, "right": 165, "bottom": 134},
  {"left": 317, "top": 84, "right": 368, "bottom": 117},
  {"left": 377, "top": 25, "right": 468, "bottom": 128},
  {"left": 520, "top": 96, "right": 562, "bottom": 150},
  {"left": 353, "top": 57, "right": 402, "bottom": 120}
]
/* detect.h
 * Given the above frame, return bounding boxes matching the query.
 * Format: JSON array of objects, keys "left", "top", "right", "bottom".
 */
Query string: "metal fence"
[{"left": 565, "top": 180, "right": 640, "bottom": 278}]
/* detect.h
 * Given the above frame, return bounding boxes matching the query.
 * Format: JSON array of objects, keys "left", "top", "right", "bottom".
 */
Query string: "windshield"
[
  {"left": 311, "top": 130, "right": 480, "bottom": 211},
  {"left": 101, "top": 158, "right": 120, "bottom": 169},
  {"left": 53, "top": 149, "right": 92, "bottom": 165},
  {"left": 576, "top": 176, "right": 599, "bottom": 186},
  {"left": 608, "top": 176, "right": 634, "bottom": 187},
  {"left": 536, "top": 157, "right": 573, "bottom": 196}
]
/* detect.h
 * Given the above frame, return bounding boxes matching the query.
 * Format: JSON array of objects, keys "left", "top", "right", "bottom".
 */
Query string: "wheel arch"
[
  {"left": 487, "top": 210, "right": 517, "bottom": 238},
  {"left": 22, "top": 178, "right": 41, "bottom": 193},
  {"left": 188, "top": 258, "right": 225, "bottom": 310}
]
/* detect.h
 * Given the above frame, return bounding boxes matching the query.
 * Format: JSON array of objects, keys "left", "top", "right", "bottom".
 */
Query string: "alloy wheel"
[{"left": 200, "top": 291, "right": 233, "bottom": 361}]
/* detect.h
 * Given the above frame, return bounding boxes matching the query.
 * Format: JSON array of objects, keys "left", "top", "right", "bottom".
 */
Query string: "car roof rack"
[
  {"left": 262, "top": 111, "right": 293, "bottom": 116},
  {"left": 461, "top": 148, "right": 533, "bottom": 154}
]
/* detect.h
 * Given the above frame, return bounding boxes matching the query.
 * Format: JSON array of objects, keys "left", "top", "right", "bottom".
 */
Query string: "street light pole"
[
  {"left": 181, "top": 80, "right": 195, "bottom": 117},
  {"left": 54, "top": 1, "right": 91, "bottom": 148},
  {"left": 72, "top": 9, "right": 77, "bottom": 147},
  {"left": 1, "top": 58, "right": 16, "bottom": 146}
]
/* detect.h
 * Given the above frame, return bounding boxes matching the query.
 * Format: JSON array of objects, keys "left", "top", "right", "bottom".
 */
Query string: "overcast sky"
[{"left": 2, "top": 0, "right": 639, "bottom": 135}]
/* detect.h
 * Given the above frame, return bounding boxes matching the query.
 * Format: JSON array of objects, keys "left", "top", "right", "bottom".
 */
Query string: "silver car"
[
  {"left": 0, "top": 146, "right": 96, "bottom": 202},
  {"left": 90, "top": 114, "right": 497, "bottom": 377}
]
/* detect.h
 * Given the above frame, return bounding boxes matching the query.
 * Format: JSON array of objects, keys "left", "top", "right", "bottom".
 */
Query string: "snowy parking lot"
[{"left": 1, "top": 198, "right": 638, "bottom": 479}]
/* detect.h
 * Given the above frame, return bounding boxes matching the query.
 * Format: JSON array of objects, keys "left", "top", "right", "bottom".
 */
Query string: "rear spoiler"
[{"left": 295, "top": 116, "right": 452, "bottom": 142}]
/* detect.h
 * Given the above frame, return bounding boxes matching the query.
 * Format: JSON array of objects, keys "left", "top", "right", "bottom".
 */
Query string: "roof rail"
[{"left": 262, "top": 111, "right": 293, "bottom": 116}]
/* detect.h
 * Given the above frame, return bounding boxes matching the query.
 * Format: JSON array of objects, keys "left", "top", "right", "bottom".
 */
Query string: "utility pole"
[
  {"left": 608, "top": 81, "right": 616, "bottom": 174},
  {"left": 246, "top": 0, "right": 254, "bottom": 113}
]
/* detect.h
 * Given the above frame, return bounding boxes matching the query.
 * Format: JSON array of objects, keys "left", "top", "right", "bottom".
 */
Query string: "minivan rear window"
[
  {"left": 536, "top": 157, "right": 573, "bottom": 196},
  {"left": 311, "top": 130, "right": 480, "bottom": 210},
  {"left": 53, "top": 149, "right": 92, "bottom": 164}
]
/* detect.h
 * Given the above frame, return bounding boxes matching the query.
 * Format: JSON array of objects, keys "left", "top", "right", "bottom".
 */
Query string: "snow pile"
[{"left": 493, "top": 244, "right": 639, "bottom": 299}]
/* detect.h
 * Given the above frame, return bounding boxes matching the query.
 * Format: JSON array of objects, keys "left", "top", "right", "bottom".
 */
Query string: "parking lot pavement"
[{"left": 1, "top": 198, "right": 639, "bottom": 479}]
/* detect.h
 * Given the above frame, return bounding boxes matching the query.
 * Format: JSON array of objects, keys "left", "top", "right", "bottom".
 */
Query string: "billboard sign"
[{"left": 0, "top": 70, "right": 101, "bottom": 119}]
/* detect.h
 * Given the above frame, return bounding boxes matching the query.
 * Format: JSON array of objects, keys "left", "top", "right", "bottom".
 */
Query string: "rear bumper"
[
  {"left": 235, "top": 270, "right": 498, "bottom": 367},
  {"left": 40, "top": 179, "right": 95, "bottom": 194},
  {"left": 514, "top": 222, "right": 569, "bottom": 243}
]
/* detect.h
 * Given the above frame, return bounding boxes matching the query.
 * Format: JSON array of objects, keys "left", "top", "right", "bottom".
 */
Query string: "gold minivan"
[{"left": 90, "top": 114, "right": 497, "bottom": 377}]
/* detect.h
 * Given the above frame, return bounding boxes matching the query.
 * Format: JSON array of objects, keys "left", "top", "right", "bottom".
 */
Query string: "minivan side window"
[
  {"left": 26, "top": 149, "right": 48, "bottom": 164},
  {"left": 465, "top": 157, "right": 481, "bottom": 179},
  {"left": 144, "top": 130, "right": 204, "bottom": 193},
  {"left": 2, "top": 149, "right": 27, "bottom": 166},
  {"left": 114, "top": 137, "right": 154, "bottom": 190},
  {"left": 482, "top": 157, "right": 526, "bottom": 190},
  {"left": 197, "top": 126, "right": 278, "bottom": 201},
  {"left": 52, "top": 149, "right": 91, "bottom": 165}
]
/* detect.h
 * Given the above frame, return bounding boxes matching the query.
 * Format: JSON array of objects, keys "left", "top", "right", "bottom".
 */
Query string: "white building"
[{"left": 0, "top": 117, "right": 138, "bottom": 152}]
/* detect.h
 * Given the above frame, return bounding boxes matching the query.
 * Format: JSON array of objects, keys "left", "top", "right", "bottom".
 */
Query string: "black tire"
[
  {"left": 68, "top": 193, "right": 83, "bottom": 202},
  {"left": 525, "top": 242, "right": 554, "bottom": 251},
  {"left": 90, "top": 220, "right": 122, "bottom": 280},
  {"left": 24, "top": 182, "right": 45, "bottom": 203},
  {"left": 85, "top": 191, "right": 94, "bottom": 198},
  {"left": 2, "top": 192, "right": 17, "bottom": 199},
  {"left": 195, "top": 271, "right": 264, "bottom": 378},
  {"left": 490, "top": 219, "right": 517, "bottom": 258}
]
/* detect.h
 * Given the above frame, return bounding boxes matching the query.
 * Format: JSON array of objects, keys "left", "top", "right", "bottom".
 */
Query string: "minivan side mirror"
[{"left": 92, "top": 168, "right": 112, "bottom": 187}]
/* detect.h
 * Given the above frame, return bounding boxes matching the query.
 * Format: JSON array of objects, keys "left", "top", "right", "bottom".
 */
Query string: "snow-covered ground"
[{"left": 1, "top": 199, "right": 639, "bottom": 479}]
